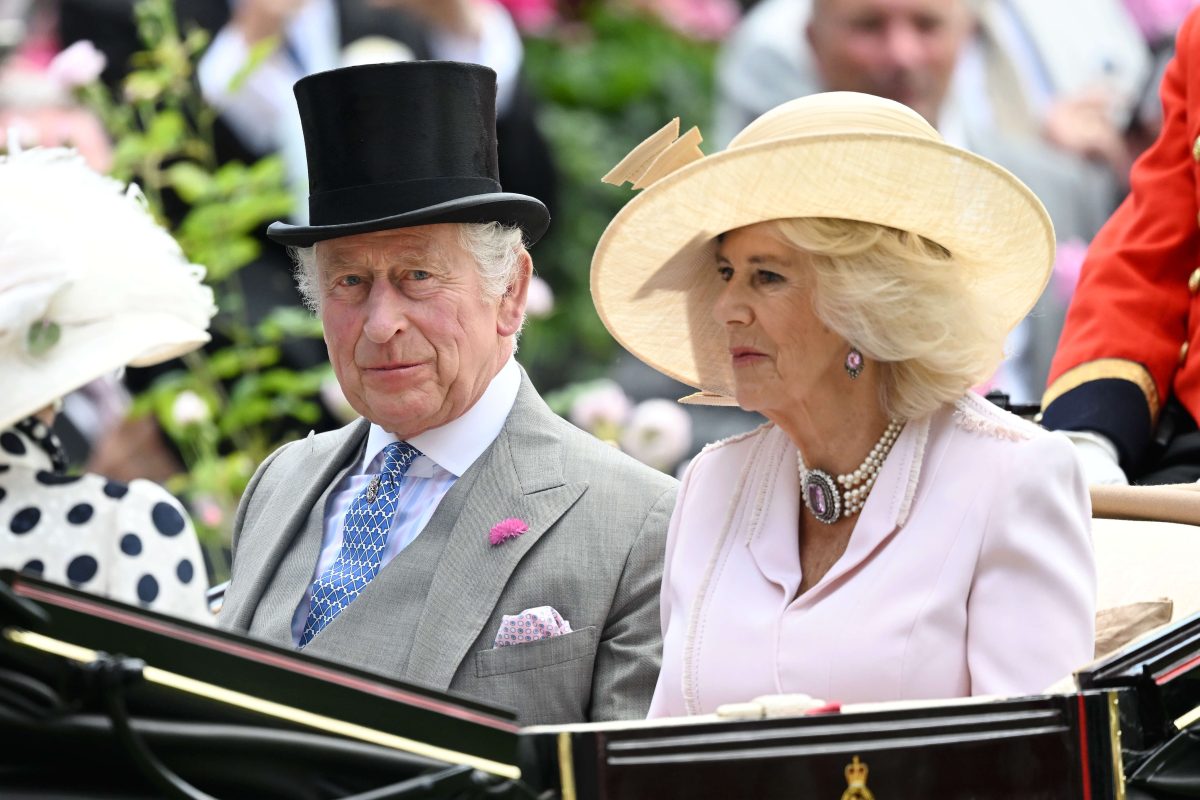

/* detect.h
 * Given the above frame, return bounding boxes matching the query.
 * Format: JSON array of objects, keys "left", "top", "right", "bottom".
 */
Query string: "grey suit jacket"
[{"left": 219, "top": 375, "right": 677, "bottom": 725}]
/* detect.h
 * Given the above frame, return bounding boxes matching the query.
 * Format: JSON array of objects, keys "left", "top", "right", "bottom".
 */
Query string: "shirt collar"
[{"left": 361, "top": 358, "right": 521, "bottom": 478}]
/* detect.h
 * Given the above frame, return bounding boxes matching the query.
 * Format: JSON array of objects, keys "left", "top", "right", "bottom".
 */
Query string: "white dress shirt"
[{"left": 290, "top": 358, "right": 521, "bottom": 643}]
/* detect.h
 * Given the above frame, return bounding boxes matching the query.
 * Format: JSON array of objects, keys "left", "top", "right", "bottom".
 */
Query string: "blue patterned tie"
[{"left": 299, "top": 441, "right": 421, "bottom": 647}]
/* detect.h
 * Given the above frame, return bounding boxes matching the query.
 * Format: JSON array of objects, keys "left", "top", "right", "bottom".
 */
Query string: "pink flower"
[
  {"left": 634, "top": 0, "right": 740, "bottom": 41},
  {"left": 1051, "top": 238, "right": 1089, "bottom": 304},
  {"left": 194, "top": 496, "right": 225, "bottom": 528},
  {"left": 1122, "top": 0, "right": 1197, "bottom": 42},
  {"left": 525, "top": 275, "right": 555, "bottom": 318},
  {"left": 47, "top": 41, "right": 107, "bottom": 89},
  {"left": 495, "top": 0, "right": 559, "bottom": 34},
  {"left": 568, "top": 379, "right": 632, "bottom": 437},
  {"left": 620, "top": 398, "right": 692, "bottom": 472},
  {"left": 490, "top": 517, "right": 529, "bottom": 546}
]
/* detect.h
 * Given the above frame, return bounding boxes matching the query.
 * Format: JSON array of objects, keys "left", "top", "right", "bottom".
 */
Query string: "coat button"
[
  {"left": 1193, "top": 135, "right": 1200, "bottom": 161},
  {"left": 1181, "top": 341, "right": 1190, "bottom": 365},
  {"left": 1191, "top": 268, "right": 1200, "bottom": 294}
]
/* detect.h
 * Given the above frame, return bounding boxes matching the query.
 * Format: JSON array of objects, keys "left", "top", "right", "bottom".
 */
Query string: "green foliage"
[
  {"left": 75, "top": 0, "right": 328, "bottom": 577},
  {"left": 516, "top": 3, "right": 718, "bottom": 389}
]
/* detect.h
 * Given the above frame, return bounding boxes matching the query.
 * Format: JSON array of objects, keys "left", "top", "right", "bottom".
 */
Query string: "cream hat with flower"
[
  {"left": 0, "top": 144, "right": 215, "bottom": 431},
  {"left": 590, "top": 91, "right": 1055, "bottom": 405}
]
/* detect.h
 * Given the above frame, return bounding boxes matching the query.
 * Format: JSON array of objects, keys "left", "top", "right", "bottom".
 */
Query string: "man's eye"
[
  {"left": 409, "top": 270, "right": 432, "bottom": 281},
  {"left": 717, "top": 266, "right": 733, "bottom": 282},
  {"left": 339, "top": 275, "right": 362, "bottom": 287}
]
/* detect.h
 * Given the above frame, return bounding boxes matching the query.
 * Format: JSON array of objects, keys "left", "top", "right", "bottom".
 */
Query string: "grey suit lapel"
[
  {"left": 224, "top": 420, "right": 369, "bottom": 635},
  {"left": 403, "top": 377, "right": 586, "bottom": 690}
]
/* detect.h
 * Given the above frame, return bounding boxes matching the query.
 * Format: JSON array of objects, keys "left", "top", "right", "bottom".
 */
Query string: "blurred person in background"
[
  {"left": 593, "top": 92, "right": 1094, "bottom": 715},
  {"left": 0, "top": 145, "right": 215, "bottom": 623},
  {"left": 1043, "top": 6, "right": 1200, "bottom": 487}
]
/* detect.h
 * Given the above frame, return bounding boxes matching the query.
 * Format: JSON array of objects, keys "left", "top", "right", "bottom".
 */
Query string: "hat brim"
[
  {"left": 590, "top": 132, "right": 1055, "bottom": 403},
  {"left": 0, "top": 313, "right": 210, "bottom": 432},
  {"left": 266, "top": 193, "right": 550, "bottom": 247}
]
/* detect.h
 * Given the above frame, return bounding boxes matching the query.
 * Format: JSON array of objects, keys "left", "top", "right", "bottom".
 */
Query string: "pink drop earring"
[{"left": 845, "top": 346, "right": 864, "bottom": 379}]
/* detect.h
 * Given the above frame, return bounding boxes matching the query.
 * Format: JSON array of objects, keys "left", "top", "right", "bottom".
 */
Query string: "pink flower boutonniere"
[{"left": 489, "top": 518, "right": 529, "bottom": 546}]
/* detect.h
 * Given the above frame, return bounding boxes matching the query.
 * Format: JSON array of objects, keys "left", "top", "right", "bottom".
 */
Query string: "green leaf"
[
  {"left": 165, "top": 162, "right": 215, "bottom": 203},
  {"left": 228, "top": 36, "right": 282, "bottom": 93},
  {"left": 146, "top": 109, "right": 187, "bottom": 153},
  {"left": 122, "top": 69, "right": 167, "bottom": 103},
  {"left": 256, "top": 307, "right": 324, "bottom": 342}
]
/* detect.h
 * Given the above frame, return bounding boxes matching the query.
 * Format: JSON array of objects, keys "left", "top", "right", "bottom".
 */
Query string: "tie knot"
[{"left": 380, "top": 441, "right": 421, "bottom": 479}]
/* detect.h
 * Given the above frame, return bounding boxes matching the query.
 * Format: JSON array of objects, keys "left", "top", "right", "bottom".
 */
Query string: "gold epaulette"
[{"left": 1041, "top": 358, "right": 1160, "bottom": 420}]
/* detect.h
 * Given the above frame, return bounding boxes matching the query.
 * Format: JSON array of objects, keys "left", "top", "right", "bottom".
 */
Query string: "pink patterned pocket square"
[{"left": 493, "top": 606, "right": 573, "bottom": 648}]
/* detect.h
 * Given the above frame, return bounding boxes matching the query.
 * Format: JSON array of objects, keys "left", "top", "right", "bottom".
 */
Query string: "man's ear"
[{"left": 497, "top": 250, "right": 533, "bottom": 337}]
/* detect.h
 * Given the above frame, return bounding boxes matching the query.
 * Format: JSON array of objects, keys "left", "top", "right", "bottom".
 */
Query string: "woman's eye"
[
  {"left": 409, "top": 270, "right": 432, "bottom": 281},
  {"left": 756, "top": 269, "right": 784, "bottom": 284},
  {"left": 716, "top": 266, "right": 733, "bottom": 282},
  {"left": 339, "top": 275, "right": 362, "bottom": 287}
]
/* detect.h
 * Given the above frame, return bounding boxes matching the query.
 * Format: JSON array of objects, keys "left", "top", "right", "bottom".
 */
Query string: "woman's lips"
[{"left": 729, "top": 347, "right": 766, "bottom": 367}]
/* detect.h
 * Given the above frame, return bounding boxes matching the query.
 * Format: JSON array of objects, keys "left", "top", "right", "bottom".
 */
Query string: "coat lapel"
[
  {"left": 742, "top": 417, "right": 933, "bottom": 608},
  {"left": 403, "top": 376, "right": 586, "bottom": 690},
  {"left": 792, "top": 414, "right": 932, "bottom": 607},
  {"left": 223, "top": 420, "right": 369, "bottom": 633}
]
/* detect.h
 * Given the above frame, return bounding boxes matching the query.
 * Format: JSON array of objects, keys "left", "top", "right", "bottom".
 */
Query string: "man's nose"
[
  {"left": 882, "top": 23, "right": 926, "bottom": 69},
  {"left": 361, "top": 281, "right": 409, "bottom": 344}
]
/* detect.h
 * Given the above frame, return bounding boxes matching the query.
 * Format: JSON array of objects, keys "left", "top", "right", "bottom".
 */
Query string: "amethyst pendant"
[{"left": 801, "top": 469, "right": 840, "bottom": 525}]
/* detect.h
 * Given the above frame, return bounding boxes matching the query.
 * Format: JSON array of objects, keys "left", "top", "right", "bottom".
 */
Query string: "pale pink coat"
[{"left": 648, "top": 392, "right": 1096, "bottom": 718}]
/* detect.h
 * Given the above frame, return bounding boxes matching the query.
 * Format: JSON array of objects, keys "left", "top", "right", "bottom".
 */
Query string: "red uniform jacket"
[{"left": 1042, "top": 9, "right": 1200, "bottom": 470}]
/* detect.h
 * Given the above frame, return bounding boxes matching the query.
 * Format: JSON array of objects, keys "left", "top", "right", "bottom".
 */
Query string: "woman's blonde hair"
[{"left": 765, "top": 217, "right": 1009, "bottom": 421}]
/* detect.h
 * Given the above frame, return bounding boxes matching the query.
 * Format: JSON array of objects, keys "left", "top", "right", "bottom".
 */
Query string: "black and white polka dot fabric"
[{"left": 0, "top": 424, "right": 211, "bottom": 625}]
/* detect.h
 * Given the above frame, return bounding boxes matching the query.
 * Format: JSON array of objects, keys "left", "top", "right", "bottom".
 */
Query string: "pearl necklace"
[{"left": 797, "top": 418, "right": 903, "bottom": 525}]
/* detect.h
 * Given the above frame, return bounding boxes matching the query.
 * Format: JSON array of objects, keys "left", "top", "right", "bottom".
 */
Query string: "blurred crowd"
[{"left": 0, "top": 0, "right": 1194, "bottom": 514}]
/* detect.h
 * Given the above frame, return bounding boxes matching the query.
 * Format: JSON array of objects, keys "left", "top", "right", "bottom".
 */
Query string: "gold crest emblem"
[{"left": 840, "top": 756, "right": 875, "bottom": 800}]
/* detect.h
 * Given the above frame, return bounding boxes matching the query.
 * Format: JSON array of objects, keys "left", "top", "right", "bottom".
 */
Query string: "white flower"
[
  {"left": 525, "top": 275, "right": 555, "bottom": 318},
  {"left": 47, "top": 41, "right": 107, "bottom": 89},
  {"left": 320, "top": 375, "right": 359, "bottom": 424},
  {"left": 171, "top": 390, "right": 210, "bottom": 426},
  {"left": 568, "top": 380, "right": 632, "bottom": 436},
  {"left": 620, "top": 398, "right": 693, "bottom": 472}
]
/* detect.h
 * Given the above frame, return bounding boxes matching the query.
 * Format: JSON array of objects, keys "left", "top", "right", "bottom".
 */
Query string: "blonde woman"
[{"left": 592, "top": 92, "right": 1096, "bottom": 716}]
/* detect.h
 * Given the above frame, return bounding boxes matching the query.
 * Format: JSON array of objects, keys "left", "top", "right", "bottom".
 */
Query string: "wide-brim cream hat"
[
  {"left": 0, "top": 145, "right": 215, "bottom": 431},
  {"left": 591, "top": 91, "right": 1055, "bottom": 405}
]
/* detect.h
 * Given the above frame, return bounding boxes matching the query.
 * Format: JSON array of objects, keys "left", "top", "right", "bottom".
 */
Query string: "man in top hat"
[{"left": 217, "top": 61, "right": 676, "bottom": 725}]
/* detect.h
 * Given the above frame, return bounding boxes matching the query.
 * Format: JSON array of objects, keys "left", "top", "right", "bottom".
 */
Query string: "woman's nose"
[{"left": 713, "top": 280, "right": 752, "bottom": 326}]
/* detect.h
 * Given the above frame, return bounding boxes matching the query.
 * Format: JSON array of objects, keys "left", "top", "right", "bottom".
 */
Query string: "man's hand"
[
  {"left": 1042, "top": 90, "right": 1132, "bottom": 182},
  {"left": 231, "top": 0, "right": 311, "bottom": 44},
  {"left": 1064, "top": 430, "right": 1129, "bottom": 486}
]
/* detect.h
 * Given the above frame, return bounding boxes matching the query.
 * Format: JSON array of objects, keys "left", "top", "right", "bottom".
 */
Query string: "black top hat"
[{"left": 266, "top": 61, "right": 550, "bottom": 247}]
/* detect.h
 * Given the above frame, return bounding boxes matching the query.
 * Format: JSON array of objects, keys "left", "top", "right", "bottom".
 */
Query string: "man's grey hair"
[{"left": 290, "top": 222, "right": 527, "bottom": 313}]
